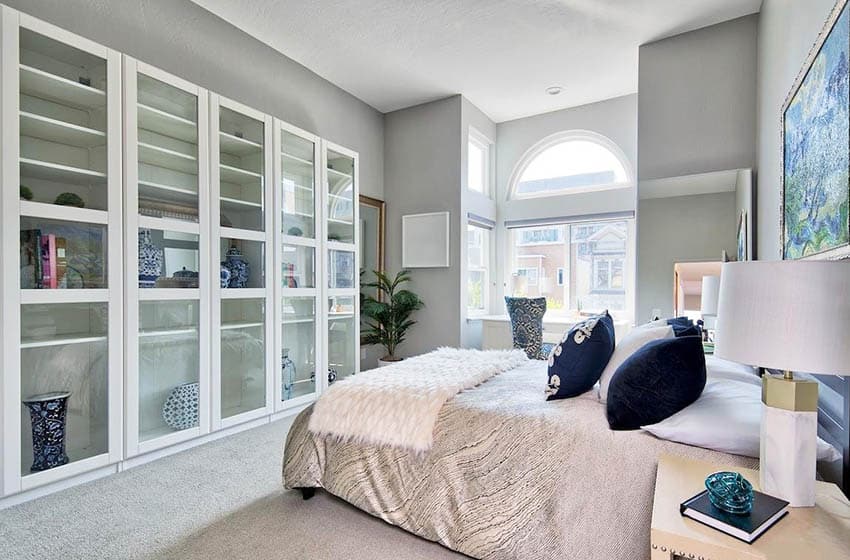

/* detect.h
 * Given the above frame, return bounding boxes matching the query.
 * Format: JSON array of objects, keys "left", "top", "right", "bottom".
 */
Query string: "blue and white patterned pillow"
[
  {"left": 545, "top": 311, "right": 615, "bottom": 400},
  {"left": 505, "top": 296, "right": 548, "bottom": 360}
]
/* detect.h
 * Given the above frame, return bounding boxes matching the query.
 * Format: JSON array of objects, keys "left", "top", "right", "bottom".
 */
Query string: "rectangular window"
[
  {"left": 467, "top": 129, "right": 490, "bottom": 195},
  {"left": 509, "top": 220, "right": 633, "bottom": 318},
  {"left": 467, "top": 224, "right": 490, "bottom": 314}
]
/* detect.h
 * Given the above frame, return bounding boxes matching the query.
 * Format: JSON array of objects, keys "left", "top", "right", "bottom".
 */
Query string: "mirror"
[
  {"left": 636, "top": 168, "right": 752, "bottom": 324},
  {"left": 359, "top": 194, "right": 385, "bottom": 302}
]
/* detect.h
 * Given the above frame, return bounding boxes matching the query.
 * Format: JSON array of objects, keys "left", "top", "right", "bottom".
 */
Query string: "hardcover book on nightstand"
[{"left": 680, "top": 489, "right": 789, "bottom": 544}]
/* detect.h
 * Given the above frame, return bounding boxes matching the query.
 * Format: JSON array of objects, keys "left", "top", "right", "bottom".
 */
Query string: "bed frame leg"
[{"left": 297, "top": 487, "right": 316, "bottom": 500}]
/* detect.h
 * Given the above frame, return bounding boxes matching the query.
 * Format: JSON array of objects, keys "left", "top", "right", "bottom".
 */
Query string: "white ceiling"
[{"left": 191, "top": 0, "right": 761, "bottom": 123}]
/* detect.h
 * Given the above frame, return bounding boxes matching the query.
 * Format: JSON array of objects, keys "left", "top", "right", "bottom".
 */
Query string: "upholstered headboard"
[{"left": 815, "top": 375, "right": 850, "bottom": 496}]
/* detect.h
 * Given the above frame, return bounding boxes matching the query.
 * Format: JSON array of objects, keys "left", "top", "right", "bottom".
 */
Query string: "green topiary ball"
[
  {"left": 54, "top": 192, "right": 85, "bottom": 208},
  {"left": 20, "top": 185, "right": 33, "bottom": 200}
]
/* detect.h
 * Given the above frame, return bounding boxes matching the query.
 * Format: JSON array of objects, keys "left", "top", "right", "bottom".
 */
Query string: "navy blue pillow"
[
  {"left": 606, "top": 335, "right": 706, "bottom": 430},
  {"left": 546, "top": 312, "right": 615, "bottom": 400},
  {"left": 667, "top": 317, "right": 701, "bottom": 338}
]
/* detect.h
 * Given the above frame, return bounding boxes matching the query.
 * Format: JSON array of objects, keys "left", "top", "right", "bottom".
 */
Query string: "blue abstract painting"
[{"left": 783, "top": 1, "right": 850, "bottom": 260}]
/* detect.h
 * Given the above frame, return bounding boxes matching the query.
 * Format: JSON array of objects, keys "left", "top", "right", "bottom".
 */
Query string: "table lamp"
[
  {"left": 714, "top": 260, "right": 850, "bottom": 507},
  {"left": 700, "top": 275, "right": 720, "bottom": 333}
]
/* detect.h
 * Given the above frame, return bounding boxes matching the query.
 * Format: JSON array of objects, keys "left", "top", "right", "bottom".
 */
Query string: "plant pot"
[{"left": 378, "top": 357, "right": 403, "bottom": 367}]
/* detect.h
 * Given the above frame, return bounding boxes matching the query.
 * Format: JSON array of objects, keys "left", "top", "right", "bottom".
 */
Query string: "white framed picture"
[{"left": 402, "top": 211, "right": 450, "bottom": 268}]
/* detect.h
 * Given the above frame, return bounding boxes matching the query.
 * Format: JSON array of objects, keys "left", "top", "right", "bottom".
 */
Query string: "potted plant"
[{"left": 361, "top": 269, "right": 424, "bottom": 366}]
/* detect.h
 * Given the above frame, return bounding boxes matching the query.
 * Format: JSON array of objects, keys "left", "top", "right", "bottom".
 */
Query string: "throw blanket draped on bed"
[{"left": 307, "top": 347, "right": 528, "bottom": 452}]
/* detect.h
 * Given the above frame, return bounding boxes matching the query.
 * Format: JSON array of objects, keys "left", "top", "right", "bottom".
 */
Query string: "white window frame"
[
  {"left": 466, "top": 222, "right": 490, "bottom": 316},
  {"left": 506, "top": 129, "right": 634, "bottom": 200},
  {"left": 467, "top": 127, "right": 492, "bottom": 197}
]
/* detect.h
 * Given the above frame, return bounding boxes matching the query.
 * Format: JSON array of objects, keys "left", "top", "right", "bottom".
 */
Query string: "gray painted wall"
[
  {"left": 638, "top": 15, "right": 758, "bottom": 181},
  {"left": 637, "top": 192, "right": 736, "bottom": 322},
  {"left": 460, "top": 97, "right": 497, "bottom": 348},
  {"left": 383, "top": 96, "right": 463, "bottom": 358},
  {"left": 8, "top": 0, "right": 384, "bottom": 199},
  {"left": 756, "top": 0, "right": 836, "bottom": 260}
]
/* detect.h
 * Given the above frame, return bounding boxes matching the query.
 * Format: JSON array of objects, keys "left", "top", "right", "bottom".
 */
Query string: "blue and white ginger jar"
[
  {"left": 223, "top": 245, "right": 250, "bottom": 288},
  {"left": 138, "top": 228, "right": 163, "bottom": 288}
]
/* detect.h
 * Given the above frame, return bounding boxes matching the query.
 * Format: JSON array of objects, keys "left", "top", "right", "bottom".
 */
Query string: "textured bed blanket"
[
  {"left": 308, "top": 348, "right": 528, "bottom": 452},
  {"left": 285, "top": 359, "right": 757, "bottom": 560}
]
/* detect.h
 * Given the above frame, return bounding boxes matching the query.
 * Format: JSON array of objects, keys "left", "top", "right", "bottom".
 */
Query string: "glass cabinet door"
[
  {"left": 277, "top": 123, "right": 320, "bottom": 408},
  {"left": 327, "top": 295, "right": 356, "bottom": 382},
  {"left": 8, "top": 12, "right": 122, "bottom": 490},
  {"left": 212, "top": 97, "right": 272, "bottom": 427},
  {"left": 326, "top": 149, "right": 355, "bottom": 244},
  {"left": 124, "top": 59, "right": 209, "bottom": 455},
  {"left": 138, "top": 300, "right": 200, "bottom": 442},
  {"left": 220, "top": 299, "right": 266, "bottom": 418}
]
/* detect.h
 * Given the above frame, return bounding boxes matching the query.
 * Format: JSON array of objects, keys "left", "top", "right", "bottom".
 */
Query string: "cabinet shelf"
[
  {"left": 20, "top": 199, "right": 108, "bottom": 225},
  {"left": 220, "top": 131, "right": 261, "bottom": 156},
  {"left": 327, "top": 167, "right": 352, "bottom": 179},
  {"left": 221, "top": 196, "right": 261, "bottom": 210},
  {"left": 20, "top": 111, "right": 106, "bottom": 147},
  {"left": 221, "top": 321, "right": 263, "bottom": 331},
  {"left": 20, "top": 157, "right": 107, "bottom": 185},
  {"left": 282, "top": 316, "right": 315, "bottom": 325},
  {"left": 139, "top": 327, "right": 198, "bottom": 338},
  {"left": 282, "top": 152, "right": 314, "bottom": 167},
  {"left": 20, "top": 64, "right": 105, "bottom": 110},
  {"left": 21, "top": 334, "right": 107, "bottom": 349},
  {"left": 138, "top": 180, "right": 198, "bottom": 207},
  {"left": 220, "top": 163, "right": 262, "bottom": 185},
  {"left": 139, "top": 142, "right": 197, "bottom": 174},
  {"left": 138, "top": 103, "right": 197, "bottom": 143}
]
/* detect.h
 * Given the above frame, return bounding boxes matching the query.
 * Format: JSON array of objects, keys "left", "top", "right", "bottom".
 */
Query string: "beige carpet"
[{"left": 0, "top": 416, "right": 467, "bottom": 560}]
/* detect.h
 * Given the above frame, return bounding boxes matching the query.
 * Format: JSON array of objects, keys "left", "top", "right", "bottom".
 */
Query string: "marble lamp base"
[{"left": 760, "top": 403, "right": 817, "bottom": 507}]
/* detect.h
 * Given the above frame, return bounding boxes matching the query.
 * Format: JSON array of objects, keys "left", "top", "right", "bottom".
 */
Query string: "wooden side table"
[{"left": 651, "top": 454, "right": 850, "bottom": 560}]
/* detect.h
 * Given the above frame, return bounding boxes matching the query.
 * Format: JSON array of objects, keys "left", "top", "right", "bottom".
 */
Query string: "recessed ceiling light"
[{"left": 546, "top": 86, "right": 563, "bottom": 96}]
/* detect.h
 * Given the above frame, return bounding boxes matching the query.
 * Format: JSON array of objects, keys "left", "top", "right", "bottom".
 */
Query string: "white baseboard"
[{"left": 0, "top": 403, "right": 310, "bottom": 510}]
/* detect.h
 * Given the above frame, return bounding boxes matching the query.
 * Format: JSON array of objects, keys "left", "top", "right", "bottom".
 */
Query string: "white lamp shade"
[
  {"left": 700, "top": 275, "right": 720, "bottom": 316},
  {"left": 714, "top": 261, "right": 850, "bottom": 375}
]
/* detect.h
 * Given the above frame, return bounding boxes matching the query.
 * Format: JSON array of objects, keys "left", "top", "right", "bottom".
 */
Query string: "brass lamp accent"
[{"left": 761, "top": 371, "right": 818, "bottom": 413}]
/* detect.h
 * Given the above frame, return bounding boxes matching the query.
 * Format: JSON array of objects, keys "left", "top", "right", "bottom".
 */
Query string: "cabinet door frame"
[
  {"left": 123, "top": 57, "right": 211, "bottom": 458},
  {"left": 210, "top": 93, "right": 274, "bottom": 430},
  {"left": 1, "top": 8, "right": 123, "bottom": 494},
  {"left": 322, "top": 139, "right": 360, "bottom": 389},
  {"left": 274, "top": 119, "right": 324, "bottom": 412}
]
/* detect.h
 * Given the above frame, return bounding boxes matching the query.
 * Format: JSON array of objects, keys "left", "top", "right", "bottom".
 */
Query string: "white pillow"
[
  {"left": 642, "top": 378, "right": 841, "bottom": 462},
  {"left": 705, "top": 355, "right": 760, "bottom": 386},
  {"left": 597, "top": 325, "right": 674, "bottom": 403}
]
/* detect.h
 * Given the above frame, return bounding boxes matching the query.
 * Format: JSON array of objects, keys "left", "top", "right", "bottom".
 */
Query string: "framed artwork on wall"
[
  {"left": 737, "top": 211, "right": 748, "bottom": 261},
  {"left": 781, "top": 0, "right": 850, "bottom": 261},
  {"left": 402, "top": 211, "right": 450, "bottom": 268}
]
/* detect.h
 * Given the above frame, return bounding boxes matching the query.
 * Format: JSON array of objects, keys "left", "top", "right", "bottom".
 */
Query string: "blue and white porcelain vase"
[
  {"left": 23, "top": 392, "right": 71, "bottom": 472},
  {"left": 223, "top": 245, "right": 250, "bottom": 288},
  {"left": 220, "top": 264, "right": 231, "bottom": 288},
  {"left": 138, "top": 228, "right": 164, "bottom": 288},
  {"left": 162, "top": 382, "right": 199, "bottom": 431},
  {"left": 282, "top": 348, "right": 296, "bottom": 400}
]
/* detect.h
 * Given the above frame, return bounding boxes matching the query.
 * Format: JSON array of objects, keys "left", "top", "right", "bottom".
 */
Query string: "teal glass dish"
[{"left": 705, "top": 471, "right": 754, "bottom": 515}]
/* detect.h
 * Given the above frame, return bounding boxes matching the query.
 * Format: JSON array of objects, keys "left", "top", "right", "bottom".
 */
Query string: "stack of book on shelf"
[
  {"left": 20, "top": 230, "right": 68, "bottom": 289},
  {"left": 680, "top": 488, "right": 789, "bottom": 544}
]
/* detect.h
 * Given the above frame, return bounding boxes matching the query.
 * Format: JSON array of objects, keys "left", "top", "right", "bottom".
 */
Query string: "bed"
[{"left": 283, "top": 358, "right": 759, "bottom": 560}]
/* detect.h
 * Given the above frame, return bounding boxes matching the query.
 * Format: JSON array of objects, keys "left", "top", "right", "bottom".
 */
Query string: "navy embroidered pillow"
[
  {"left": 545, "top": 312, "right": 615, "bottom": 400},
  {"left": 606, "top": 335, "right": 706, "bottom": 430},
  {"left": 667, "top": 317, "right": 700, "bottom": 337}
]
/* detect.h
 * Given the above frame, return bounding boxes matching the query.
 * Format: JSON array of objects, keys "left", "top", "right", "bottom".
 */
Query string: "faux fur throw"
[{"left": 307, "top": 348, "right": 528, "bottom": 452}]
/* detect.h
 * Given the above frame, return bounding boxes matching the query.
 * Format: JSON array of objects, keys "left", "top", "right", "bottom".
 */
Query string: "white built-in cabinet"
[{"left": 0, "top": 6, "right": 358, "bottom": 501}]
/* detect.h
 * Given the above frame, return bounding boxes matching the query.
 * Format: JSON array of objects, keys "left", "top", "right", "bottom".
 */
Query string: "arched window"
[{"left": 509, "top": 130, "right": 633, "bottom": 199}]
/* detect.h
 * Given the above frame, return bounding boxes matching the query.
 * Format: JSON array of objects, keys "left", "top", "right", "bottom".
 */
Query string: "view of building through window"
[
  {"left": 509, "top": 220, "right": 631, "bottom": 317},
  {"left": 467, "top": 224, "right": 489, "bottom": 313}
]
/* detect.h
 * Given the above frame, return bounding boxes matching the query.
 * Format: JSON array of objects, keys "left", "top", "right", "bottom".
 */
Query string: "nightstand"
[{"left": 651, "top": 454, "right": 850, "bottom": 559}]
